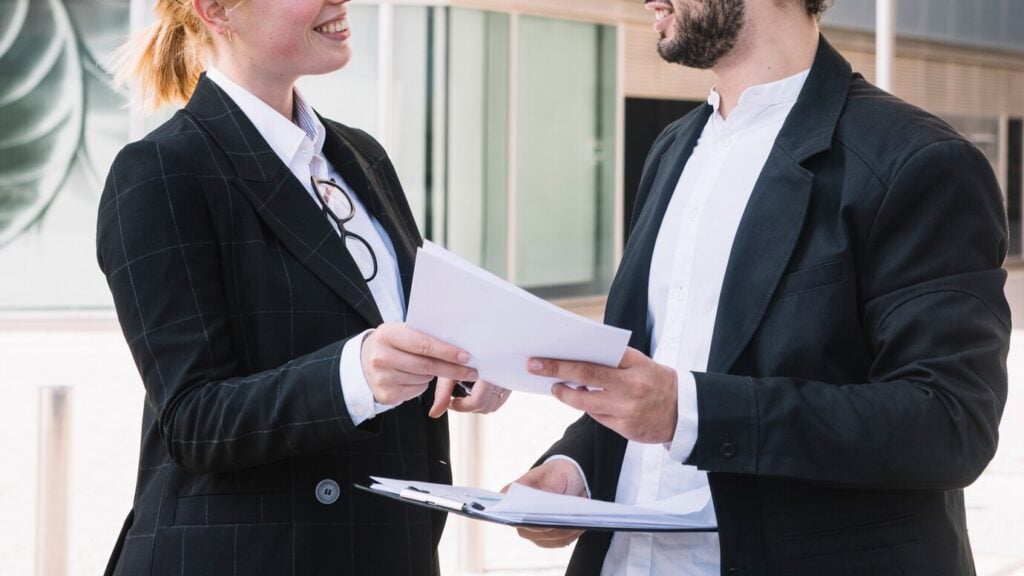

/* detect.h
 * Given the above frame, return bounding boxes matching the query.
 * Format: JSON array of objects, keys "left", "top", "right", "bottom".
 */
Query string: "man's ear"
[{"left": 192, "top": 0, "right": 231, "bottom": 35}]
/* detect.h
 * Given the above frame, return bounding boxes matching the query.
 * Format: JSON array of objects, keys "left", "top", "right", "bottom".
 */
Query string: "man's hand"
[
  {"left": 507, "top": 459, "right": 588, "bottom": 548},
  {"left": 528, "top": 347, "right": 679, "bottom": 444},
  {"left": 429, "top": 379, "right": 511, "bottom": 418},
  {"left": 360, "top": 323, "right": 477, "bottom": 406}
]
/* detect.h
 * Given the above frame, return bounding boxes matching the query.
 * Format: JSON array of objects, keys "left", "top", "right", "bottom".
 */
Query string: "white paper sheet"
[{"left": 405, "top": 241, "right": 632, "bottom": 395}]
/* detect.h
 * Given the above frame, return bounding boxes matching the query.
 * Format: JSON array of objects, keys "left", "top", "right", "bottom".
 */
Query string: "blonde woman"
[{"left": 98, "top": 0, "right": 509, "bottom": 574}]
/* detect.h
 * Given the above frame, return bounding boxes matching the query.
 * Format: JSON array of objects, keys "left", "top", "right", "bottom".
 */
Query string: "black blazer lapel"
[
  {"left": 321, "top": 124, "right": 420, "bottom": 304},
  {"left": 184, "top": 76, "right": 384, "bottom": 326},
  {"left": 606, "top": 105, "right": 713, "bottom": 355},
  {"left": 707, "top": 35, "right": 852, "bottom": 373}
]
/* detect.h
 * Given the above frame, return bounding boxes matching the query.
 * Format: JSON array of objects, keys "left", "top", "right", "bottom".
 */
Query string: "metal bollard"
[{"left": 35, "top": 385, "right": 72, "bottom": 576}]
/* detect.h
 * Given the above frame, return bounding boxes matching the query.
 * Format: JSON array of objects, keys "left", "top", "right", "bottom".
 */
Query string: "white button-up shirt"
[
  {"left": 206, "top": 67, "right": 404, "bottom": 426},
  {"left": 600, "top": 69, "right": 810, "bottom": 576}
]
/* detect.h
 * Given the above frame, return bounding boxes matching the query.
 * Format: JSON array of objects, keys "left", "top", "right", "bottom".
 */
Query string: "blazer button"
[
  {"left": 315, "top": 479, "right": 341, "bottom": 505},
  {"left": 720, "top": 442, "right": 737, "bottom": 459}
]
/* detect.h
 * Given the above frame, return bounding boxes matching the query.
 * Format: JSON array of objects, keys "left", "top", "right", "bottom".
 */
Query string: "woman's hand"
[
  {"left": 429, "top": 379, "right": 511, "bottom": 418},
  {"left": 360, "top": 323, "right": 478, "bottom": 406}
]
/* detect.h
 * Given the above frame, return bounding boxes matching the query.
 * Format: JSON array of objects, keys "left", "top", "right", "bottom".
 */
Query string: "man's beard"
[{"left": 657, "top": 0, "right": 746, "bottom": 69}]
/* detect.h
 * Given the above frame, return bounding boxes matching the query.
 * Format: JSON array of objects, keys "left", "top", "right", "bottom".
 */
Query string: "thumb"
[{"left": 429, "top": 378, "right": 457, "bottom": 418}]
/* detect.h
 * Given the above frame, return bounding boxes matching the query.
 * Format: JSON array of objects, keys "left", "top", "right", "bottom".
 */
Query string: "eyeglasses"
[{"left": 311, "top": 177, "right": 378, "bottom": 283}]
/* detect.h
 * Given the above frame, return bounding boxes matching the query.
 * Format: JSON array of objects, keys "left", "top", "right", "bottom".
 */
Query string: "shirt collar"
[
  {"left": 205, "top": 66, "right": 325, "bottom": 169},
  {"left": 707, "top": 68, "right": 811, "bottom": 121}
]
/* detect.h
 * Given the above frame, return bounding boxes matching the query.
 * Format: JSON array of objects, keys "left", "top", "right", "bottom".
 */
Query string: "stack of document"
[
  {"left": 359, "top": 477, "right": 717, "bottom": 533},
  {"left": 406, "top": 242, "right": 632, "bottom": 395}
]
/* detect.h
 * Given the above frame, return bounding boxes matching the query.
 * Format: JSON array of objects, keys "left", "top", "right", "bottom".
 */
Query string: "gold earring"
[{"left": 226, "top": 28, "right": 234, "bottom": 43}]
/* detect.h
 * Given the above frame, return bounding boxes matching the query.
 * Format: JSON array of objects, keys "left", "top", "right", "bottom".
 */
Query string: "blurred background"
[{"left": 1, "top": 0, "right": 1022, "bottom": 574}]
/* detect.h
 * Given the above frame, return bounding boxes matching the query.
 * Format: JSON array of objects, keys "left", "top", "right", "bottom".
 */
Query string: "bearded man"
[{"left": 509, "top": 0, "right": 1011, "bottom": 574}]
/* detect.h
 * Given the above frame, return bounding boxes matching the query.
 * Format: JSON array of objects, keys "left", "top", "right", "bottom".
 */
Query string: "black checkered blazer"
[{"left": 97, "top": 76, "right": 450, "bottom": 576}]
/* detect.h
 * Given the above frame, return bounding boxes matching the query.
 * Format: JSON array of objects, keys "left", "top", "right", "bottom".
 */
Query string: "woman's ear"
[{"left": 192, "top": 0, "right": 231, "bottom": 36}]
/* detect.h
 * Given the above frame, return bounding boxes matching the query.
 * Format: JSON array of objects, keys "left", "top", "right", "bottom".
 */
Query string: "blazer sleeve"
[
  {"left": 689, "top": 139, "right": 1011, "bottom": 490},
  {"left": 96, "top": 139, "right": 380, "bottom": 475}
]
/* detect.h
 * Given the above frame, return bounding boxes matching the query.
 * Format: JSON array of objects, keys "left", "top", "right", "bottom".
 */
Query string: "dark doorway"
[
  {"left": 1009, "top": 118, "right": 1022, "bottom": 260},
  {"left": 624, "top": 98, "right": 703, "bottom": 244}
]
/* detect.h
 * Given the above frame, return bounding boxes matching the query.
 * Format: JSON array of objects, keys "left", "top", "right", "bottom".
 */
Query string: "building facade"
[{"left": 1, "top": 0, "right": 1022, "bottom": 314}]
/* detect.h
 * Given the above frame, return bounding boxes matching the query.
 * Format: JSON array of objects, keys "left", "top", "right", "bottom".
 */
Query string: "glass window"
[
  {"left": 515, "top": 16, "right": 617, "bottom": 297},
  {"left": 0, "top": 0, "right": 130, "bottom": 309},
  {"left": 390, "top": 5, "right": 432, "bottom": 228},
  {"left": 445, "top": 8, "right": 510, "bottom": 275},
  {"left": 823, "top": 0, "right": 1024, "bottom": 54}
]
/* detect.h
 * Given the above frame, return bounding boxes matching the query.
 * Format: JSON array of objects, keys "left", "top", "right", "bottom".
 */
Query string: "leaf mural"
[{"left": 0, "top": 0, "right": 85, "bottom": 248}]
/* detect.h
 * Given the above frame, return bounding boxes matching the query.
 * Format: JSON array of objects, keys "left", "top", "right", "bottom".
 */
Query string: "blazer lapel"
[
  {"left": 707, "top": 35, "right": 853, "bottom": 373},
  {"left": 184, "top": 77, "right": 383, "bottom": 326},
  {"left": 605, "top": 105, "right": 713, "bottom": 355},
  {"left": 321, "top": 124, "right": 420, "bottom": 304}
]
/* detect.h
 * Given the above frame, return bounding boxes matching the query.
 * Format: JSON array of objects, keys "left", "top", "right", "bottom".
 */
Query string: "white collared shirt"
[
  {"left": 600, "top": 69, "right": 810, "bottom": 576},
  {"left": 206, "top": 67, "right": 404, "bottom": 426}
]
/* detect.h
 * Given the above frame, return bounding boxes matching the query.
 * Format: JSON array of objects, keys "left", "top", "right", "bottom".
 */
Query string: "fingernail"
[
  {"left": 467, "top": 370, "right": 479, "bottom": 380},
  {"left": 458, "top": 352, "right": 471, "bottom": 364},
  {"left": 528, "top": 359, "right": 543, "bottom": 372}
]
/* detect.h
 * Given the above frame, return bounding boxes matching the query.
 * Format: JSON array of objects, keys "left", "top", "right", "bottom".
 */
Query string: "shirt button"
[
  {"left": 315, "top": 479, "right": 341, "bottom": 505},
  {"left": 671, "top": 286, "right": 687, "bottom": 301},
  {"left": 718, "top": 135, "right": 736, "bottom": 147},
  {"left": 686, "top": 204, "right": 700, "bottom": 219}
]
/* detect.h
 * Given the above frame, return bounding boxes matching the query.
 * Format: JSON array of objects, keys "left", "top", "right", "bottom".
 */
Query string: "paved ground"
[{"left": 2, "top": 271, "right": 1024, "bottom": 575}]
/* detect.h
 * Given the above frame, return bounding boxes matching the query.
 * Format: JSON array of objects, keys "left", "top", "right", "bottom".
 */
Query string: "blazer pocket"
[
  {"left": 778, "top": 512, "right": 917, "bottom": 562},
  {"left": 173, "top": 493, "right": 292, "bottom": 526},
  {"left": 777, "top": 258, "right": 845, "bottom": 298}
]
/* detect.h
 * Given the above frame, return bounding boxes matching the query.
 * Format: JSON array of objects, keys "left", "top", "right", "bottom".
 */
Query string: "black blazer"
[
  {"left": 97, "top": 76, "right": 450, "bottom": 576},
  {"left": 543, "top": 36, "right": 1010, "bottom": 576}
]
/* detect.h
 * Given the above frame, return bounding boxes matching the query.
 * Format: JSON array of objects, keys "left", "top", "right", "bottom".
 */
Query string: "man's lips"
[{"left": 645, "top": 1, "right": 674, "bottom": 33}]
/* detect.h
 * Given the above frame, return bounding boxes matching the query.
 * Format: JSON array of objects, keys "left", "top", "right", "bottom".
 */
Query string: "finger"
[
  {"left": 515, "top": 526, "right": 558, "bottom": 540},
  {"left": 388, "top": 349, "right": 479, "bottom": 381},
  {"left": 448, "top": 379, "right": 491, "bottom": 413},
  {"left": 491, "top": 387, "right": 511, "bottom": 412},
  {"left": 551, "top": 383, "right": 614, "bottom": 417},
  {"left": 429, "top": 378, "right": 458, "bottom": 418},
  {"left": 389, "top": 326, "right": 472, "bottom": 366},
  {"left": 481, "top": 382, "right": 511, "bottom": 412},
  {"left": 516, "top": 527, "right": 582, "bottom": 546},
  {"left": 539, "top": 530, "right": 584, "bottom": 548},
  {"left": 528, "top": 358, "right": 617, "bottom": 389},
  {"left": 453, "top": 381, "right": 508, "bottom": 414},
  {"left": 509, "top": 471, "right": 542, "bottom": 490}
]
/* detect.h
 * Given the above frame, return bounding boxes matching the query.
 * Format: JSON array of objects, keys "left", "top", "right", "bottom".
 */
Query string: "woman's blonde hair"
[{"left": 112, "top": 0, "right": 214, "bottom": 110}]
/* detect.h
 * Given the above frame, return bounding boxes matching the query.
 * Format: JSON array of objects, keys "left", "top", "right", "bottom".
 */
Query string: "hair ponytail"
[{"left": 112, "top": 0, "right": 209, "bottom": 110}]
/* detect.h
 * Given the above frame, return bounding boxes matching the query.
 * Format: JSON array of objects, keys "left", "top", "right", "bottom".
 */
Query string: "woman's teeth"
[{"left": 315, "top": 19, "right": 348, "bottom": 34}]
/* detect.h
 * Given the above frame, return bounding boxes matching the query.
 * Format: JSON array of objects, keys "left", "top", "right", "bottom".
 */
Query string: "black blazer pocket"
[
  {"left": 779, "top": 512, "right": 917, "bottom": 562},
  {"left": 173, "top": 493, "right": 292, "bottom": 526},
  {"left": 777, "top": 258, "right": 845, "bottom": 298}
]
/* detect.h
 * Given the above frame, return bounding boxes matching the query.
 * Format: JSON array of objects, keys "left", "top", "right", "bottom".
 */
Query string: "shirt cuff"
[
  {"left": 340, "top": 329, "right": 397, "bottom": 427},
  {"left": 666, "top": 370, "right": 700, "bottom": 463},
  {"left": 543, "top": 455, "right": 592, "bottom": 499}
]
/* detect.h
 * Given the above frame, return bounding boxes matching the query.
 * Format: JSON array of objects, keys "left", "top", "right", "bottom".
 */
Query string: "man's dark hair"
[{"left": 804, "top": 0, "right": 832, "bottom": 18}]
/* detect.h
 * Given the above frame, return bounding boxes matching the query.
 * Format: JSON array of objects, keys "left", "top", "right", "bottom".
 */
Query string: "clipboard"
[{"left": 354, "top": 484, "right": 718, "bottom": 533}]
